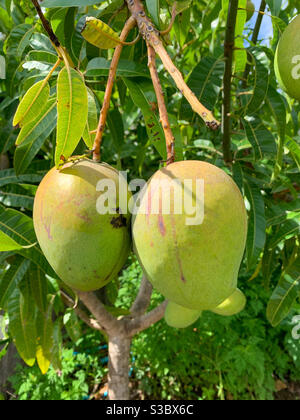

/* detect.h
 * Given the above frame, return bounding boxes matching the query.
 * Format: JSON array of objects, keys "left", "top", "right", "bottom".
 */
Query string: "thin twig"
[
  {"left": 125, "top": 0, "right": 220, "bottom": 130},
  {"left": 61, "top": 291, "right": 103, "bottom": 332},
  {"left": 222, "top": 0, "right": 239, "bottom": 164},
  {"left": 147, "top": 43, "right": 175, "bottom": 164},
  {"left": 31, "top": 0, "right": 60, "bottom": 47},
  {"left": 93, "top": 16, "right": 136, "bottom": 162}
]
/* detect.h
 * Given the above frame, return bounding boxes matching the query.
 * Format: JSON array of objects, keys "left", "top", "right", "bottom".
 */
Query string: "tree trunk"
[{"left": 108, "top": 335, "right": 131, "bottom": 400}]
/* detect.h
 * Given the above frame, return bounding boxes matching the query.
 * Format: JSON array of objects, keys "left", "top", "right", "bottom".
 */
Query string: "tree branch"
[
  {"left": 222, "top": 0, "right": 239, "bottom": 164},
  {"left": 242, "top": 0, "right": 267, "bottom": 87},
  {"left": 130, "top": 274, "right": 153, "bottom": 317},
  {"left": 92, "top": 16, "right": 136, "bottom": 162},
  {"left": 77, "top": 291, "right": 121, "bottom": 334},
  {"left": 61, "top": 291, "right": 103, "bottom": 332},
  {"left": 147, "top": 43, "right": 175, "bottom": 164},
  {"left": 125, "top": 300, "right": 168, "bottom": 337},
  {"left": 31, "top": 0, "right": 60, "bottom": 47},
  {"left": 125, "top": 0, "right": 220, "bottom": 130}
]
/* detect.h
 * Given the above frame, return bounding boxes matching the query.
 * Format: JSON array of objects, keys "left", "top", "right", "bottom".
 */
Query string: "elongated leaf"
[
  {"left": 285, "top": 136, "right": 300, "bottom": 170},
  {"left": 0, "top": 231, "right": 23, "bottom": 251},
  {"left": 244, "top": 116, "right": 277, "bottom": 159},
  {"left": 82, "top": 89, "right": 98, "bottom": 149},
  {"left": 123, "top": 78, "right": 166, "bottom": 159},
  {"left": 51, "top": 319, "right": 62, "bottom": 370},
  {"left": 267, "top": 258, "right": 300, "bottom": 327},
  {"left": 15, "top": 98, "right": 57, "bottom": 147},
  {"left": 0, "top": 206, "right": 54, "bottom": 275},
  {"left": 55, "top": 67, "right": 88, "bottom": 166},
  {"left": 28, "top": 265, "right": 48, "bottom": 315},
  {"left": 180, "top": 56, "right": 224, "bottom": 119},
  {"left": 0, "top": 257, "right": 30, "bottom": 310},
  {"left": 13, "top": 80, "right": 50, "bottom": 128},
  {"left": 8, "top": 284, "right": 36, "bottom": 366},
  {"left": 240, "top": 48, "right": 269, "bottom": 116},
  {"left": 4, "top": 24, "right": 34, "bottom": 59},
  {"left": 107, "top": 108, "right": 124, "bottom": 154},
  {"left": 14, "top": 104, "right": 57, "bottom": 175},
  {"left": 86, "top": 58, "right": 150, "bottom": 79},
  {"left": 81, "top": 17, "right": 121, "bottom": 49},
  {"left": 0, "top": 184, "right": 35, "bottom": 210},
  {"left": 244, "top": 178, "right": 266, "bottom": 270},
  {"left": 266, "top": 85, "right": 286, "bottom": 175},
  {"left": 42, "top": 0, "right": 98, "bottom": 6},
  {"left": 234, "top": 0, "right": 247, "bottom": 73},
  {"left": 146, "top": 0, "right": 160, "bottom": 27},
  {"left": 269, "top": 219, "right": 300, "bottom": 249},
  {"left": 64, "top": 309, "right": 82, "bottom": 343},
  {"left": 0, "top": 169, "right": 42, "bottom": 187},
  {"left": 36, "top": 304, "right": 54, "bottom": 374}
]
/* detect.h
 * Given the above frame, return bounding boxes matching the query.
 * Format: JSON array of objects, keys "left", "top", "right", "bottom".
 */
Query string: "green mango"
[
  {"left": 246, "top": 0, "right": 255, "bottom": 22},
  {"left": 274, "top": 15, "right": 300, "bottom": 101},
  {"left": 211, "top": 288, "right": 246, "bottom": 316},
  {"left": 165, "top": 301, "right": 202, "bottom": 329},
  {"left": 33, "top": 159, "right": 132, "bottom": 292},
  {"left": 132, "top": 160, "right": 248, "bottom": 311}
]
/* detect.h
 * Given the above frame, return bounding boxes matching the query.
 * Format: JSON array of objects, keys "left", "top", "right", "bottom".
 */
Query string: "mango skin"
[
  {"left": 274, "top": 15, "right": 300, "bottom": 101},
  {"left": 165, "top": 301, "right": 202, "bottom": 329},
  {"left": 132, "top": 161, "right": 248, "bottom": 311},
  {"left": 246, "top": 1, "right": 255, "bottom": 22},
  {"left": 211, "top": 288, "right": 246, "bottom": 316},
  {"left": 33, "top": 160, "right": 132, "bottom": 292}
]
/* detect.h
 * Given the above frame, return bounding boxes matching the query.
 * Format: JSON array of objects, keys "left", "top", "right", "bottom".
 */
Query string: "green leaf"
[
  {"left": 0, "top": 230, "right": 23, "bottom": 251},
  {"left": 0, "top": 184, "right": 35, "bottom": 210},
  {"left": 82, "top": 89, "right": 98, "bottom": 149},
  {"left": 180, "top": 56, "right": 224, "bottom": 120},
  {"left": 234, "top": 0, "right": 247, "bottom": 73},
  {"left": 244, "top": 116, "right": 277, "bottom": 159},
  {"left": 64, "top": 309, "right": 82, "bottom": 343},
  {"left": 0, "top": 168, "right": 42, "bottom": 188},
  {"left": 267, "top": 257, "right": 300, "bottom": 327},
  {"left": 107, "top": 108, "right": 124, "bottom": 154},
  {"left": 42, "top": 0, "right": 99, "bottom": 6},
  {"left": 146, "top": 0, "right": 160, "bottom": 27},
  {"left": 4, "top": 23, "right": 34, "bottom": 59},
  {"left": 244, "top": 178, "right": 266, "bottom": 270},
  {"left": 55, "top": 67, "right": 88, "bottom": 166},
  {"left": 81, "top": 17, "right": 122, "bottom": 49},
  {"left": 123, "top": 78, "right": 166, "bottom": 160},
  {"left": 269, "top": 220, "right": 300, "bottom": 249},
  {"left": 14, "top": 102, "right": 57, "bottom": 175},
  {"left": 8, "top": 283, "right": 36, "bottom": 367},
  {"left": 13, "top": 80, "right": 50, "bottom": 128},
  {"left": 28, "top": 265, "right": 48, "bottom": 314},
  {"left": 241, "top": 48, "right": 269, "bottom": 116},
  {"left": 36, "top": 304, "right": 54, "bottom": 374},
  {"left": 266, "top": 86, "right": 286, "bottom": 176},
  {"left": 0, "top": 257, "right": 30, "bottom": 310},
  {"left": 86, "top": 58, "right": 150, "bottom": 79},
  {"left": 285, "top": 136, "right": 300, "bottom": 170},
  {"left": 0, "top": 206, "right": 54, "bottom": 276},
  {"left": 50, "top": 319, "right": 62, "bottom": 371}
]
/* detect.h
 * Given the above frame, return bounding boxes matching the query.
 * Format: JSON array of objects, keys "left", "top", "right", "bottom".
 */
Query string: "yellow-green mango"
[
  {"left": 211, "top": 288, "right": 246, "bottom": 316},
  {"left": 274, "top": 15, "right": 300, "bottom": 101},
  {"left": 165, "top": 301, "right": 202, "bottom": 328},
  {"left": 132, "top": 161, "right": 247, "bottom": 311},
  {"left": 33, "top": 160, "right": 132, "bottom": 292}
]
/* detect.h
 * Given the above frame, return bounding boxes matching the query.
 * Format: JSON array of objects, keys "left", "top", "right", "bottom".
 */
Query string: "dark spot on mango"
[{"left": 111, "top": 215, "right": 127, "bottom": 228}]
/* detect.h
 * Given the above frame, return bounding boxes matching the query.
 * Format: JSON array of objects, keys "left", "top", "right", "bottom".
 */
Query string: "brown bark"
[{"left": 108, "top": 335, "right": 131, "bottom": 400}]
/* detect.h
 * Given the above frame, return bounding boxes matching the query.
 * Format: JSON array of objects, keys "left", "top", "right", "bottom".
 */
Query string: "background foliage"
[{"left": 0, "top": 0, "right": 299, "bottom": 399}]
